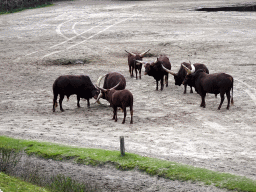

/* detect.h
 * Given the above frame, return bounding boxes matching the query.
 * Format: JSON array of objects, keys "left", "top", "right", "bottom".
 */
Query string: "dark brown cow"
[
  {"left": 138, "top": 55, "right": 171, "bottom": 91},
  {"left": 52, "top": 75, "right": 98, "bottom": 112},
  {"left": 183, "top": 66, "right": 234, "bottom": 110},
  {"left": 96, "top": 84, "right": 133, "bottom": 124},
  {"left": 96, "top": 72, "right": 126, "bottom": 102},
  {"left": 162, "top": 62, "right": 209, "bottom": 94},
  {"left": 125, "top": 49, "right": 150, "bottom": 79}
]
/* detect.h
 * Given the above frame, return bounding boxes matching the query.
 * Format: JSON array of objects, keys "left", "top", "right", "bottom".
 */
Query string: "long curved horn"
[
  {"left": 95, "top": 90, "right": 103, "bottom": 103},
  {"left": 139, "top": 49, "right": 150, "bottom": 57},
  {"left": 125, "top": 50, "right": 136, "bottom": 57},
  {"left": 161, "top": 64, "right": 177, "bottom": 76},
  {"left": 95, "top": 75, "right": 107, "bottom": 104},
  {"left": 191, "top": 64, "right": 195, "bottom": 73},
  {"left": 109, "top": 82, "right": 121, "bottom": 91},
  {"left": 96, "top": 75, "right": 106, "bottom": 87},
  {"left": 182, "top": 63, "right": 192, "bottom": 74}
]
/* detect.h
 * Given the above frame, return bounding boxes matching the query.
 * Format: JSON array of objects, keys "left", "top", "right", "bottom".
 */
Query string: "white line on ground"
[
  {"left": 40, "top": 15, "right": 136, "bottom": 60},
  {"left": 41, "top": 50, "right": 62, "bottom": 60},
  {"left": 236, "top": 78, "right": 256, "bottom": 106},
  {"left": 50, "top": 18, "right": 117, "bottom": 49},
  {"left": 67, "top": 15, "right": 136, "bottom": 50},
  {"left": 56, "top": 17, "right": 76, "bottom": 40}
]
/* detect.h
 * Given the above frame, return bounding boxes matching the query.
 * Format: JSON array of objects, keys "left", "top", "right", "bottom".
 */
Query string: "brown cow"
[
  {"left": 138, "top": 55, "right": 171, "bottom": 91},
  {"left": 183, "top": 66, "right": 234, "bottom": 110},
  {"left": 125, "top": 49, "right": 150, "bottom": 79},
  {"left": 52, "top": 75, "right": 98, "bottom": 112},
  {"left": 162, "top": 62, "right": 209, "bottom": 94},
  {"left": 96, "top": 83, "right": 133, "bottom": 124}
]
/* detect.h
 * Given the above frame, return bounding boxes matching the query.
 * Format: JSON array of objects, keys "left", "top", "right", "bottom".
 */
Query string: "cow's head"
[
  {"left": 95, "top": 82, "right": 120, "bottom": 103},
  {"left": 135, "top": 60, "right": 152, "bottom": 75}
]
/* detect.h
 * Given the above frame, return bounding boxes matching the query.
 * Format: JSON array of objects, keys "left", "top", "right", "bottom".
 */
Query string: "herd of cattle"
[{"left": 52, "top": 50, "right": 234, "bottom": 124}]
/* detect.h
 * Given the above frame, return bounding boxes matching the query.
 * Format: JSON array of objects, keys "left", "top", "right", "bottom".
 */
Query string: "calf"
[
  {"left": 125, "top": 49, "right": 150, "bottom": 79},
  {"left": 52, "top": 75, "right": 98, "bottom": 112},
  {"left": 96, "top": 84, "right": 133, "bottom": 124},
  {"left": 183, "top": 69, "right": 234, "bottom": 110},
  {"left": 139, "top": 55, "right": 171, "bottom": 91},
  {"left": 162, "top": 62, "right": 209, "bottom": 94}
]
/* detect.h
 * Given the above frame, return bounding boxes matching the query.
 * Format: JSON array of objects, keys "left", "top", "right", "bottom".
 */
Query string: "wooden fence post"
[{"left": 120, "top": 136, "right": 125, "bottom": 156}]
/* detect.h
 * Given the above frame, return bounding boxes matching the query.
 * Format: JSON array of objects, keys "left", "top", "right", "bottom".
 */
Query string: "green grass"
[
  {"left": 1, "top": 135, "right": 256, "bottom": 191},
  {"left": 0, "top": 172, "right": 49, "bottom": 192},
  {"left": 0, "top": 0, "right": 72, "bottom": 14},
  {"left": 0, "top": 2, "right": 53, "bottom": 14}
]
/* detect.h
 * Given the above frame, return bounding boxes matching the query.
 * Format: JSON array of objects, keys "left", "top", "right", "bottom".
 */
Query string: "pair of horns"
[
  {"left": 95, "top": 75, "right": 120, "bottom": 103},
  {"left": 162, "top": 63, "right": 195, "bottom": 76},
  {"left": 125, "top": 49, "right": 150, "bottom": 57}
]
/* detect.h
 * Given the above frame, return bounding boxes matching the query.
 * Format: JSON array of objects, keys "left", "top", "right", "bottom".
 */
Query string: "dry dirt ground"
[{"left": 0, "top": 0, "right": 256, "bottom": 191}]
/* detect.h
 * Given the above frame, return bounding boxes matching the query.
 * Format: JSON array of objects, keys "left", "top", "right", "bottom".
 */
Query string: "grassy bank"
[
  {"left": 0, "top": 0, "right": 71, "bottom": 14},
  {"left": 1, "top": 135, "right": 256, "bottom": 191},
  {"left": 0, "top": 172, "right": 49, "bottom": 192}
]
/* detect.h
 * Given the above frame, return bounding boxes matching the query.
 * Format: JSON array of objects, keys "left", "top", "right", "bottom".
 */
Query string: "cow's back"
[
  {"left": 159, "top": 56, "right": 171, "bottom": 70},
  {"left": 112, "top": 89, "right": 133, "bottom": 107},
  {"left": 194, "top": 63, "right": 209, "bottom": 74},
  {"left": 103, "top": 72, "right": 126, "bottom": 90}
]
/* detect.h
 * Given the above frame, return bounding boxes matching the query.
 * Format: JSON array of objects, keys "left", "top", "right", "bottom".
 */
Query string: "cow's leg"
[
  {"left": 190, "top": 86, "right": 193, "bottom": 93},
  {"left": 129, "top": 65, "right": 133, "bottom": 77},
  {"left": 226, "top": 91, "right": 231, "bottom": 109},
  {"left": 112, "top": 108, "right": 115, "bottom": 120},
  {"left": 139, "top": 68, "right": 141, "bottom": 79},
  {"left": 165, "top": 74, "right": 168, "bottom": 87},
  {"left": 218, "top": 91, "right": 225, "bottom": 110},
  {"left": 122, "top": 107, "right": 126, "bottom": 124},
  {"left": 87, "top": 98, "right": 90, "bottom": 108},
  {"left": 59, "top": 94, "right": 65, "bottom": 112},
  {"left": 113, "top": 106, "right": 118, "bottom": 121},
  {"left": 77, "top": 95, "right": 81, "bottom": 108},
  {"left": 160, "top": 78, "right": 164, "bottom": 91},
  {"left": 200, "top": 93, "right": 206, "bottom": 108},
  {"left": 131, "top": 66, "right": 134, "bottom": 77},
  {"left": 53, "top": 94, "right": 58, "bottom": 112},
  {"left": 156, "top": 80, "right": 159, "bottom": 90},
  {"left": 130, "top": 105, "right": 133, "bottom": 124},
  {"left": 183, "top": 84, "right": 187, "bottom": 94},
  {"left": 135, "top": 69, "right": 138, "bottom": 79}
]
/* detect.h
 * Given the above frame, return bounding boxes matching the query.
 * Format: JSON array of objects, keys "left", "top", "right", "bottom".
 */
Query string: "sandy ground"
[{"left": 0, "top": 0, "right": 256, "bottom": 191}]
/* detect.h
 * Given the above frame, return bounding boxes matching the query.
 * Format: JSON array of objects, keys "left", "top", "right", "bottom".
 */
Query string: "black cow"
[
  {"left": 96, "top": 83, "right": 133, "bottom": 124},
  {"left": 183, "top": 69, "right": 234, "bottom": 110},
  {"left": 125, "top": 49, "right": 150, "bottom": 79},
  {"left": 52, "top": 75, "right": 98, "bottom": 112},
  {"left": 162, "top": 62, "right": 209, "bottom": 94},
  {"left": 139, "top": 55, "right": 171, "bottom": 91},
  {"left": 96, "top": 72, "right": 126, "bottom": 102}
]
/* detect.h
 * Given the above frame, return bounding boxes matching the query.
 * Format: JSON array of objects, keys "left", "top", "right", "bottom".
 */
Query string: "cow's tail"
[{"left": 231, "top": 77, "right": 234, "bottom": 105}]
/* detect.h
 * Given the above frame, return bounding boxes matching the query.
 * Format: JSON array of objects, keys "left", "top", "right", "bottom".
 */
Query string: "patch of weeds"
[
  {"left": 0, "top": 141, "right": 22, "bottom": 173},
  {"left": 41, "top": 58, "right": 91, "bottom": 66},
  {"left": 144, "top": 52, "right": 158, "bottom": 57},
  {"left": 158, "top": 42, "right": 172, "bottom": 47},
  {"left": 49, "top": 174, "right": 101, "bottom": 192}
]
